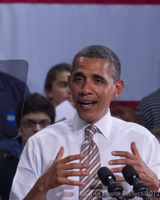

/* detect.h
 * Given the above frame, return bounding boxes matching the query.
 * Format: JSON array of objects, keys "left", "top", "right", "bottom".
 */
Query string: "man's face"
[
  {"left": 69, "top": 57, "right": 123, "bottom": 124},
  {"left": 20, "top": 112, "right": 51, "bottom": 147},
  {"left": 46, "top": 71, "right": 74, "bottom": 107}
]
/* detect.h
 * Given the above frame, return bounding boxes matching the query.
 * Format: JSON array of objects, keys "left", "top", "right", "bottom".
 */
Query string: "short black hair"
[
  {"left": 15, "top": 93, "right": 55, "bottom": 130},
  {"left": 72, "top": 45, "right": 121, "bottom": 82},
  {"left": 44, "top": 63, "right": 71, "bottom": 92}
]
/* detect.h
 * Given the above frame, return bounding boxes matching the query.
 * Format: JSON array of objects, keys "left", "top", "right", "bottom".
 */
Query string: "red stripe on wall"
[
  {"left": 0, "top": 0, "right": 160, "bottom": 4},
  {"left": 110, "top": 101, "right": 140, "bottom": 111}
]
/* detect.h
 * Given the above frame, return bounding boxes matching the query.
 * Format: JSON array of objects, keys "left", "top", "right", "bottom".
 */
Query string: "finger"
[
  {"left": 56, "top": 117, "right": 66, "bottom": 122},
  {"left": 115, "top": 176, "right": 125, "bottom": 182},
  {"left": 111, "top": 150, "right": 134, "bottom": 159},
  {"left": 63, "top": 170, "right": 90, "bottom": 177},
  {"left": 61, "top": 154, "right": 84, "bottom": 164},
  {"left": 54, "top": 146, "right": 65, "bottom": 163},
  {"left": 131, "top": 141, "right": 140, "bottom": 157},
  {"left": 108, "top": 158, "right": 134, "bottom": 165},
  {"left": 58, "top": 178, "right": 86, "bottom": 186},
  {"left": 64, "top": 162, "right": 90, "bottom": 170},
  {"left": 109, "top": 166, "right": 124, "bottom": 173}
]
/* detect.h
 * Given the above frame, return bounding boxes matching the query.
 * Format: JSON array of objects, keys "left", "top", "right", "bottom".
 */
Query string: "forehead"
[
  {"left": 23, "top": 112, "right": 50, "bottom": 120},
  {"left": 55, "top": 71, "right": 70, "bottom": 81},
  {"left": 72, "top": 57, "right": 111, "bottom": 75}
]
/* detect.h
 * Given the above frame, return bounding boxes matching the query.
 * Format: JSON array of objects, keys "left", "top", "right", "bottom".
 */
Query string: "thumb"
[
  {"left": 54, "top": 146, "right": 65, "bottom": 163},
  {"left": 131, "top": 141, "right": 140, "bottom": 157}
]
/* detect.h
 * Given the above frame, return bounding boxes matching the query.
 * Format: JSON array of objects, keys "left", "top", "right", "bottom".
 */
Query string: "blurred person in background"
[
  {"left": 0, "top": 93, "right": 55, "bottom": 200},
  {"left": 44, "top": 63, "right": 75, "bottom": 122},
  {"left": 0, "top": 70, "right": 29, "bottom": 167},
  {"left": 44, "top": 63, "right": 74, "bottom": 107},
  {"left": 136, "top": 88, "right": 160, "bottom": 130},
  {"left": 110, "top": 105, "right": 140, "bottom": 124},
  {"left": 15, "top": 93, "right": 55, "bottom": 148}
]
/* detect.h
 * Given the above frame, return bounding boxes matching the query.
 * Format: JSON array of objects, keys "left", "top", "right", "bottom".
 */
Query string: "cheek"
[
  {"left": 21, "top": 129, "right": 33, "bottom": 139},
  {"left": 70, "top": 87, "right": 78, "bottom": 98},
  {"left": 99, "top": 89, "right": 114, "bottom": 106},
  {"left": 53, "top": 87, "right": 65, "bottom": 97},
  {"left": 59, "top": 88, "right": 68, "bottom": 97}
]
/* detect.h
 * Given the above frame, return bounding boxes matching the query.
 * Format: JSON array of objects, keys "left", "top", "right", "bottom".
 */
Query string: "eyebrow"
[
  {"left": 58, "top": 80, "right": 68, "bottom": 83},
  {"left": 92, "top": 74, "right": 106, "bottom": 82},
  {"left": 73, "top": 72, "right": 85, "bottom": 78},
  {"left": 73, "top": 72, "right": 106, "bottom": 82}
]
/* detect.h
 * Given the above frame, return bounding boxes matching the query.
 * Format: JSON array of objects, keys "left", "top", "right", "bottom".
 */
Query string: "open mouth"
[{"left": 78, "top": 101, "right": 97, "bottom": 106}]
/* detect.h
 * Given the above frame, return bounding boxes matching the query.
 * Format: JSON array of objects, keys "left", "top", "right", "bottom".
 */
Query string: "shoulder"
[
  {"left": 1, "top": 71, "right": 23, "bottom": 84},
  {"left": 137, "top": 89, "right": 160, "bottom": 109},
  {"left": 24, "top": 120, "right": 73, "bottom": 157},
  {"left": 111, "top": 116, "right": 155, "bottom": 140},
  {"left": 30, "top": 120, "right": 72, "bottom": 141},
  {"left": 1, "top": 71, "right": 28, "bottom": 92}
]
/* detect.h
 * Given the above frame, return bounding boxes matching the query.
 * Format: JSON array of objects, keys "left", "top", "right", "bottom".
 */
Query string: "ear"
[
  {"left": 113, "top": 80, "right": 124, "bottom": 98},
  {"left": 68, "top": 75, "right": 71, "bottom": 90},
  {"left": 18, "top": 130, "right": 22, "bottom": 136},
  {"left": 45, "top": 89, "right": 53, "bottom": 99}
]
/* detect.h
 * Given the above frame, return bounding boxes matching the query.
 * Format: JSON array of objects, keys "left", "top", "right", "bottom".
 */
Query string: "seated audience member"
[
  {"left": 110, "top": 105, "right": 140, "bottom": 124},
  {"left": 10, "top": 45, "right": 160, "bottom": 200},
  {"left": 44, "top": 63, "right": 74, "bottom": 107},
  {"left": 0, "top": 71, "right": 29, "bottom": 165},
  {"left": 15, "top": 93, "right": 55, "bottom": 148},
  {"left": 136, "top": 88, "right": 160, "bottom": 130},
  {"left": 0, "top": 93, "right": 55, "bottom": 200}
]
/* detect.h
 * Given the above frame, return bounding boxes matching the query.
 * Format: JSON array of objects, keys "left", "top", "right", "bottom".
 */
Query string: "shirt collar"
[{"left": 71, "top": 109, "right": 112, "bottom": 139}]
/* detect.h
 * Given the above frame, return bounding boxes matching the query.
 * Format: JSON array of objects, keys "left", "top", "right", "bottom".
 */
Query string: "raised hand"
[
  {"left": 38, "top": 146, "right": 90, "bottom": 191},
  {"left": 24, "top": 146, "right": 90, "bottom": 200},
  {"left": 108, "top": 141, "right": 159, "bottom": 192}
]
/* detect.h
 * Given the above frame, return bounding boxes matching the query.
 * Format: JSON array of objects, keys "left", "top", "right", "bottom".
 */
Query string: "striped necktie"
[{"left": 79, "top": 125, "right": 102, "bottom": 200}]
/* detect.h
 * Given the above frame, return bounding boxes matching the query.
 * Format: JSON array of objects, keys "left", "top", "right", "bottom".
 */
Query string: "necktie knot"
[{"left": 85, "top": 125, "right": 98, "bottom": 140}]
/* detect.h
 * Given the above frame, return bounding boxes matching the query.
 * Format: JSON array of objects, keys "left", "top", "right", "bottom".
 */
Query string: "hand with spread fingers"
[
  {"left": 24, "top": 146, "right": 90, "bottom": 200},
  {"left": 108, "top": 141, "right": 159, "bottom": 192}
]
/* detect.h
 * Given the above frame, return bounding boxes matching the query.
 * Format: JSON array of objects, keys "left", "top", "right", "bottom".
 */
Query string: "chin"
[{"left": 78, "top": 113, "right": 96, "bottom": 124}]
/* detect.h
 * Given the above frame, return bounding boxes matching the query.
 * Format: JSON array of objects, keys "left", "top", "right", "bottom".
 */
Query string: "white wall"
[{"left": 0, "top": 4, "right": 160, "bottom": 100}]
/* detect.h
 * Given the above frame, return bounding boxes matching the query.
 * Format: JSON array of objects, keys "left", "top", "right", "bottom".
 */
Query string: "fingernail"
[
  {"left": 80, "top": 182, "right": 85, "bottom": 186},
  {"left": 108, "top": 160, "right": 113, "bottom": 164},
  {"left": 82, "top": 171, "right": 89, "bottom": 175},
  {"left": 83, "top": 163, "right": 90, "bottom": 168},
  {"left": 112, "top": 151, "right": 116, "bottom": 155}
]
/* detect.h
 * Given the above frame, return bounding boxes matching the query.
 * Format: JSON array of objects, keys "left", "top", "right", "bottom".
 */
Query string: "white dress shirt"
[{"left": 10, "top": 110, "right": 160, "bottom": 200}]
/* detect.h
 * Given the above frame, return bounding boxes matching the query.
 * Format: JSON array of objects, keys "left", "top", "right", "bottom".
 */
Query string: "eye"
[
  {"left": 73, "top": 72, "right": 85, "bottom": 83},
  {"left": 59, "top": 82, "right": 68, "bottom": 88},
  {"left": 96, "top": 79, "right": 102, "bottom": 82},
  {"left": 39, "top": 120, "right": 51, "bottom": 127},
  {"left": 94, "top": 78, "right": 104, "bottom": 84},
  {"left": 74, "top": 76, "right": 83, "bottom": 82}
]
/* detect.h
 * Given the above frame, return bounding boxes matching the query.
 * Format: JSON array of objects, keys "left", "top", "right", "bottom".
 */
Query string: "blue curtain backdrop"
[{"left": 0, "top": 0, "right": 160, "bottom": 101}]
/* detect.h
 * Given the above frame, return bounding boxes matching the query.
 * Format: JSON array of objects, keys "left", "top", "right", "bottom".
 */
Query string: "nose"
[
  {"left": 34, "top": 123, "right": 42, "bottom": 133},
  {"left": 81, "top": 79, "right": 92, "bottom": 94}
]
